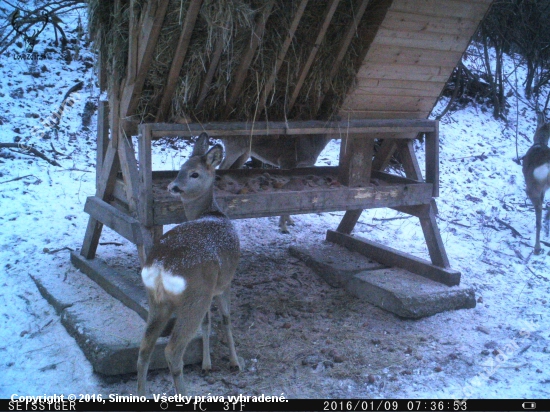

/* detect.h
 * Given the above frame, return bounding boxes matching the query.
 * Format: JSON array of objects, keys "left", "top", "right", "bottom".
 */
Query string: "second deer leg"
[
  {"left": 165, "top": 295, "right": 212, "bottom": 395},
  {"left": 137, "top": 293, "right": 173, "bottom": 397},
  {"left": 279, "top": 215, "right": 295, "bottom": 233},
  {"left": 201, "top": 309, "right": 212, "bottom": 372},
  {"left": 215, "top": 288, "right": 243, "bottom": 371},
  {"left": 535, "top": 196, "right": 543, "bottom": 254}
]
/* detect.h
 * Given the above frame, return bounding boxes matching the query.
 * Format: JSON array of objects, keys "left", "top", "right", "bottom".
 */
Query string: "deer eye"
[{"left": 190, "top": 172, "right": 199, "bottom": 178}]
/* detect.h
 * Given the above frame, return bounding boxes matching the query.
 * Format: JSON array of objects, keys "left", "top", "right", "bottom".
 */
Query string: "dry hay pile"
[{"left": 88, "top": 0, "right": 366, "bottom": 124}]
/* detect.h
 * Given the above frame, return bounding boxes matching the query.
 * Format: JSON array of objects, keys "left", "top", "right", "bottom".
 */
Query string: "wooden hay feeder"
[{"left": 73, "top": 0, "right": 494, "bottom": 319}]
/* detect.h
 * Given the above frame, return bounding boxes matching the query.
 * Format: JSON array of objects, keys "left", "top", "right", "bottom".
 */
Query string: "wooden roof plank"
[
  {"left": 391, "top": 0, "right": 493, "bottom": 20},
  {"left": 196, "top": 36, "right": 224, "bottom": 110},
  {"left": 314, "top": 0, "right": 371, "bottom": 114},
  {"left": 287, "top": 0, "right": 341, "bottom": 113},
  {"left": 366, "top": 44, "right": 463, "bottom": 67},
  {"left": 260, "top": 0, "right": 309, "bottom": 110},
  {"left": 120, "top": 0, "right": 170, "bottom": 118},
  {"left": 155, "top": 0, "right": 204, "bottom": 122},
  {"left": 225, "top": 0, "right": 276, "bottom": 118},
  {"left": 383, "top": 10, "right": 481, "bottom": 35}
]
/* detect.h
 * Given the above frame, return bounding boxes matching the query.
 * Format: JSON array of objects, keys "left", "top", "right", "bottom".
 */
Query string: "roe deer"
[
  {"left": 137, "top": 133, "right": 242, "bottom": 396},
  {"left": 220, "top": 134, "right": 331, "bottom": 232},
  {"left": 523, "top": 113, "right": 550, "bottom": 254}
]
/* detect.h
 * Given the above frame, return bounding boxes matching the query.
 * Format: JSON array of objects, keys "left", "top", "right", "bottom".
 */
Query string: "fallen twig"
[
  {"left": 0, "top": 143, "right": 60, "bottom": 166},
  {"left": 43, "top": 246, "right": 74, "bottom": 254},
  {"left": 0, "top": 174, "right": 38, "bottom": 184},
  {"left": 495, "top": 217, "right": 525, "bottom": 238},
  {"left": 99, "top": 242, "right": 124, "bottom": 246},
  {"left": 373, "top": 215, "right": 412, "bottom": 222}
]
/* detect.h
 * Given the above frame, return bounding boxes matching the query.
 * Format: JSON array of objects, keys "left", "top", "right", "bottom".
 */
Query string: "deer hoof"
[{"left": 230, "top": 356, "right": 244, "bottom": 372}]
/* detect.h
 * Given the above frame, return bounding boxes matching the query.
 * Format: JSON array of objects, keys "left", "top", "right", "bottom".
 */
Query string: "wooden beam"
[
  {"left": 287, "top": 0, "right": 341, "bottom": 113},
  {"left": 337, "top": 209, "right": 363, "bottom": 234},
  {"left": 260, "top": 0, "right": 309, "bottom": 110},
  {"left": 145, "top": 118, "right": 437, "bottom": 138},
  {"left": 156, "top": 0, "right": 203, "bottom": 122},
  {"left": 372, "top": 139, "right": 397, "bottom": 172},
  {"left": 225, "top": 0, "right": 276, "bottom": 118},
  {"left": 326, "top": 230, "right": 460, "bottom": 286},
  {"left": 126, "top": 0, "right": 139, "bottom": 85},
  {"left": 84, "top": 196, "right": 143, "bottom": 244},
  {"left": 119, "top": 0, "right": 170, "bottom": 118},
  {"left": 425, "top": 123, "right": 439, "bottom": 197}
]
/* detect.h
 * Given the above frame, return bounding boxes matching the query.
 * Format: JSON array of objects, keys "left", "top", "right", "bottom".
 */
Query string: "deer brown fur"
[
  {"left": 523, "top": 114, "right": 550, "bottom": 254},
  {"left": 137, "top": 133, "right": 241, "bottom": 396}
]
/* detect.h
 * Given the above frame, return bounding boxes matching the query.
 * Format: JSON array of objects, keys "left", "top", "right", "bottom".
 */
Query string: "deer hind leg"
[
  {"left": 201, "top": 309, "right": 212, "bottom": 372},
  {"left": 165, "top": 293, "right": 213, "bottom": 395},
  {"left": 534, "top": 194, "right": 544, "bottom": 254},
  {"left": 215, "top": 288, "right": 243, "bottom": 371},
  {"left": 279, "top": 215, "right": 295, "bottom": 234},
  {"left": 137, "top": 292, "right": 173, "bottom": 397}
]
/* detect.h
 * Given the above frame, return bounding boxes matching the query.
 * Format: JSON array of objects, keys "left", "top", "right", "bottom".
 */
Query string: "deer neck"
[{"left": 182, "top": 187, "right": 221, "bottom": 221}]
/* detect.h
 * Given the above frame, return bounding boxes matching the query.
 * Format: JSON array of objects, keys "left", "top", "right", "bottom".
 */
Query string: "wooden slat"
[
  {"left": 144, "top": 119, "right": 436, "bottom": 137},
  {"left": 374, "top": 27, "right": 473, "bottom": 52},
  {"left": 357, "top": 63, "right": 451, "bottom": 83},
  {"left": 365, "top": 44, "right": 463, "bottom": 68},
  {"left": 372, "top": 139, "right": 397, "bottom": 172},
  {"left": 156, "top": 0, "right": 203, "bottom": 122},
  {"left": 126, "top": 0, "right": 139, "bottom": 84},
  {"left": 84, "top": 196, "right": 143, "bottom": 244},
  {"left": 398, "top": 139, "right": 423, "bottom": 180},
  {"left": 338, "top": 110, "right": 428, "bottom": 120},
  {"left": 337, "top": 210, "right": 363, "bottom": 234},
  {"left": 154, "top": 181, "right": 433, "bottom": 225},
  {"left": 382, "top": 10, "right": 481, "bottom": 35},
  {"left": 225, "top": 0, "right": 276, "bottom": 118},
  {"left": 342, "top": 94, "right": 437, "bottom": 112},
  {"left": 391, "top": 0, "right": 493, "bottom": 20},
  {"left": 287, "top": 0, "right": 341, "bottom": 113},
  {"left": 260, "top": 0, "right": 309, "bottom": 109},
  {"left": 326, "top": 230, "right": 460, "bottom": 286},
  {"left": 196, "top": 36, "right": 224, "bottom": 110},
  {"left": 119, "top": 0, "right": 170, "bottom": 118}
]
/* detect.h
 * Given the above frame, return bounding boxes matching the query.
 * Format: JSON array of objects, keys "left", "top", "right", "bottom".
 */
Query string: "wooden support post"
[
  {"left": 426, "top": 122, "right": 440, "bottom": 197},
  {"left": 287, "top": 0, "right": 341, "bottom": 113},
  {"left": 96, "top": 101, "right": 110, "bottom": 187},
  {"left": 338, "top": 135, "right": 374, "bottom": 187},
  {"left": 225, "top": 0, "right": 276, "bottom": 118},
  {"left": 156, "top": 0, "right": 203, "bottom": 122},
  {"left": 138, "top": 124, "right": 154, "bottom": 227},
  {"left": 336, "top": 133, "right": 374, "bottom": 234},
  {"left": 398, "top": 139, "right": 423, "bottom": 181}
]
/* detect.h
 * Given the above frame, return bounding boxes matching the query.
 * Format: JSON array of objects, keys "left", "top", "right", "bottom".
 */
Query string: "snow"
[{"left": 1, "top": 5, "right": 549, "bottom": 401}]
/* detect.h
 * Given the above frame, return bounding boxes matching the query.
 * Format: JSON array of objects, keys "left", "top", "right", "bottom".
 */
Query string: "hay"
[{"left": 87, "top": 0, "right": 364, "bottom": 124}]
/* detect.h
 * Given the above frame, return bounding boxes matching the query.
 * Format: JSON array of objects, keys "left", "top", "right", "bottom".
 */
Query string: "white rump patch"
[
  {"left": 161, "top": 270, "right": 187, "bottom": 295},
  {"left": 141, "top": 265, "right": 159, "bottom": 290},
  {"left": 141, "top": 265, "right": 187, "bottom": 295},
  {"left": 533, "top": 163, "right": 550, "bottom": 182}
]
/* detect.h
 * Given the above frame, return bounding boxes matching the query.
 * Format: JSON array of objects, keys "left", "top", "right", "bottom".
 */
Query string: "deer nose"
[{"left": 168, "top": 182, "right": 183, "bottom": 193}]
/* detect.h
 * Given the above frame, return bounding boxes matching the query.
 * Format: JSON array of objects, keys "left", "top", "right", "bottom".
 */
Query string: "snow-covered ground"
[{"left": 1, "top": 5, "right": 549, "bottom": 400}]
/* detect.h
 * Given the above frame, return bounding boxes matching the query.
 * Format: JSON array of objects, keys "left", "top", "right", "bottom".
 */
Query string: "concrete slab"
[
  {"left": 346, "top": 268, "right": 476, "bottom": 319},
  {"left": 292, "top": 243, "right": 475, "bottom": 318},
  {"left": 289, "top": 243, "right": 385, "bottom": 287},
  {"left": 31, "top": 261, "right": 204, "bottom": 375}
]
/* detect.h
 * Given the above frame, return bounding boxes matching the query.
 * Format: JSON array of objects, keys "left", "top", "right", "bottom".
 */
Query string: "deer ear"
[
  {"left": 204, "top": 144, "right": 224, "bottom": 169},
  {"left": 192, "top": 133, "right": 209, "bottom": 156}
]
